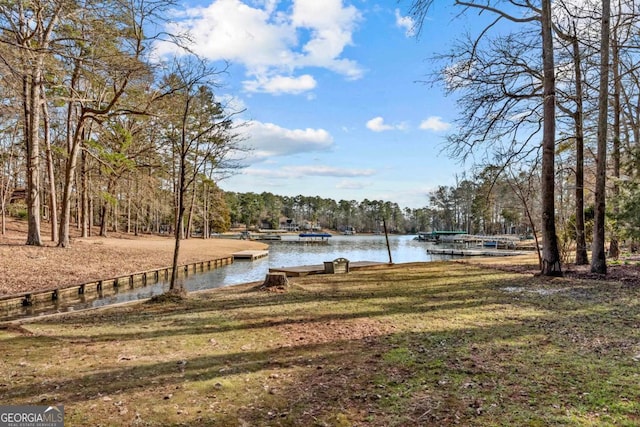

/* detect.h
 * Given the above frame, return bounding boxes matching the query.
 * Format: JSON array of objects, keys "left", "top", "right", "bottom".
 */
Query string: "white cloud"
[
  {"left": 242, "top": 120, "right": 334, "bottom": 161},
  {"left": 419, "top": 116, "right": 451, "bottom": 132},
  {"left": 395, "top": 9, "right": 416, "bottom": 37},
  {"left": 243, "top": 169, "right": 292, "bottom": 178},
  {"left": 242, "top": 74, "right": 317, "bottom": 95},
  {"left": 216, "top": 94, "right": 247, "bottom": 114},
  {"left": 366, "top": 116, "right": 407, "bottom": 132},
  {"left": 290, "top": 165, "right": 375, "bottom": 177},
  {"left": 291, "top": 0, "right": 363, "bottom": 79},
  {"left": 367, "top": 117, "right": 392, "bottom": 132},
  {"left": 246, "top": 166, "right": 375, "bottom": 178},
  {"left": 336, "top": 180, "right": 368, "bottom": 190},
  {"left": 157, "top": 0, "right": 364, "bottom": 94}
]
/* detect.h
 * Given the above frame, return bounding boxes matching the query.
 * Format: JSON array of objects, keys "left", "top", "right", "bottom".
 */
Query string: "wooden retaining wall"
[{"left": 0, "top": 256, "right": 233, "bottom": 310}]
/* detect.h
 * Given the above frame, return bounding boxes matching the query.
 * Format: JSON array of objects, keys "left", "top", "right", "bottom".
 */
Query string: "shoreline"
[{"left": 0, "top": 219, "right": 268, "bottom": 296}]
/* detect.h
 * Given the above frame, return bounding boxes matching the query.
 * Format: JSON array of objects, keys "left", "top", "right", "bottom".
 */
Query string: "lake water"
[
  {"left": 6, "top": 234, "right": 448, "bottom": 320},
  {"left": 185, "top": 234, "right": 449, "bottom": 291}
]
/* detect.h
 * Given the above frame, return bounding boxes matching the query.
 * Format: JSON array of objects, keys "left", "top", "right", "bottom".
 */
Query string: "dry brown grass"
[{"left": 0, "top": 218, "right": 266, "bottom": 296}]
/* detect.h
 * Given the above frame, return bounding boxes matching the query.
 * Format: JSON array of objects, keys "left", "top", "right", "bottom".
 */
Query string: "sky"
[{"left": 158, "top": 0, "right": 484, "bottom": 209}]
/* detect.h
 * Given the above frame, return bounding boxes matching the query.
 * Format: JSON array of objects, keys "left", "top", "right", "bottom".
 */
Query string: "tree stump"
[{"left": 261, "top": 272, "right": 289, "bottom": 289}]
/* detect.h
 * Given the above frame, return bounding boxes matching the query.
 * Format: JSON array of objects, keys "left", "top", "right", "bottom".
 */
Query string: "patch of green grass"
[{"left": 382, "top": 347, "right": 415, "bottom": 366}]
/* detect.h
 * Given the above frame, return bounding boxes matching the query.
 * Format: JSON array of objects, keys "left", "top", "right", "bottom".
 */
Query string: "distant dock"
[
  {"left": 291, "top": 232, "right": 332, "bottom": 245},
  {"left": 417, "top": 231, "right": 528, "bottom": 249},
  {"left": 232, "top": 250, "right": 269, "bottom": 261},
  {"left": 250, "top": 234, "right": 282, "bottom": 241},
  {"left": 427, "top": 248, "right": 528, "bottom": 257}
]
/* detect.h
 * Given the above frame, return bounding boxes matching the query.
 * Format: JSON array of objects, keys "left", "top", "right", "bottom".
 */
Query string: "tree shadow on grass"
[
  {"left": 9, "top": 265, "right": 518, "bottom": 344},
  {"left": 4, "top": 304, "right": 640, "bottom": 426},
  {"left": 6, "top": 262, "right": 639, "bottom": 424}
]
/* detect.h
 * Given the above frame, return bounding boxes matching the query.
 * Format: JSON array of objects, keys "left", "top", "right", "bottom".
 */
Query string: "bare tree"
[
  {"left": 159, "top": 58, "right": 243, "bottom": 291},
  {"left": 0, "top": 61, "right": 20, "bottom": 236},
  {"left": 554, "top": 9, "right": 591, "bottom": 265},
  {"left": 591, "top": 0, "right": 610, "bottom": 274},
  {"left": 606, "top": 1, "right": 635, "bottom": 260},
  {"left": 56, "top": 0, "right": 167, "bottom": 248},
  {"left": 0, "top": 0, "right": 70, "bottom": 245},
  {"left": 538, "top": 0, "right": 562, "bottom": 275},
  {"left": 570, "top": 29, "right": 589, "bottom": 266},
  {"left": 0, "top": 124, "right": 19, "bottom": 236},
  {"left": 404, "top": 0, "right": 562, "bottom": 275},
  {"left": 506, "top": 163, "right": 543, "bottom": 267},
  {"left": 42, "top": 92, "right": 58, "bottom": 242}
]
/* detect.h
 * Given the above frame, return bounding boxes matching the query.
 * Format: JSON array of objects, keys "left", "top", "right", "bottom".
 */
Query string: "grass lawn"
[{"left": 1, "top": 260, "right": 640, "bottom": 426}]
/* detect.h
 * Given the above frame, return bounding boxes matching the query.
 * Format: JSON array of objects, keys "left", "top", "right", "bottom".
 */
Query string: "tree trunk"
[
  {"left": 43, "top": 98, "right": 58, "bottom": 242},
  {"left": 58, "top": 66, "right": 83, "bottom": 248},
  {"left": 58, "top": 131, "right": 84, "bottom": 247},
  {"left": 170, "top": 98, "right": 190, "bottom": 291},
  {"left": 100, "top": 179, "right": 115, "bottom": 237},
  {"left": 113, "top": 196, "right": 119, "bottom": 233},
  {"left": 608, "top": 33, "right": 621, "bottom": 260},
  {"left": 0, "top": 132, "right": 16, "bottom": 236},
  {"left": 25, "top": 72, "right": 43, "bottom": 246},
  {"left": 127, "top": 176, "right": 132, "bottom": 234},
  {"left": 1, "top": 184, "right": 7, "bottom": 236},
  {"left": 203, "top": 183, "right": 209, "bottom": 239},
  {"left": 80, "top": 145, "right": 89, "bottom": 238},
  {"left": 99, "top": 203, "right": 108, "bottom": 237},
  {"left": 571, "top": 33, "right": 589, "bottom": 265},
  {"left": 186, "top": 187, "right": 196, "bottom": 239},
  {"left": 540, "top": 0, "right": 562, "bottom": 276},
  {"left": 170, "top": 160, "right": 186, "bottom": 290},
  {"left": 1, "top": 199, "right": 5, "bottom": 236},
  {"left": 88, "top": 186, "right": 93, "bottom": 237},
  {"left": 75, "top": 167, "right": 80, "bottom": 229},
  {"left": 591, "top": 0, "right": 610, "bottom": 274}
]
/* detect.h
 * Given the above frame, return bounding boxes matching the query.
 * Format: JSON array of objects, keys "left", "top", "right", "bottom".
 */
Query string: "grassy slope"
[{"left": 1, "top": 261, "right": 639, "bottom": 426}]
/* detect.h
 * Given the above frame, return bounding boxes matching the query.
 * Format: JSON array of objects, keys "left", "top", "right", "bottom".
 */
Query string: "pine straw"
[{"left": 0, "top": 218, "right": 266, "bottom": 296}]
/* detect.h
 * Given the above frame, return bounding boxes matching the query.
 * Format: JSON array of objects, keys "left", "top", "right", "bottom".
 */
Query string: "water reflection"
[{"left": 4, "top": 235, "right": 448, "bottom": 320}]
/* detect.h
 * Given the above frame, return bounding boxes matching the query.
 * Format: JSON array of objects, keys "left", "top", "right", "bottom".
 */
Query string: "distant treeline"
[{"left": 224, "top": 176, "right": 534, "bottom": 235}]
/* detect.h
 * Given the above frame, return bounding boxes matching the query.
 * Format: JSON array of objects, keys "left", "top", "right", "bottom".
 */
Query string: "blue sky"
[{"left": 159, "top": 0, "right": 481, "bottom": 209}]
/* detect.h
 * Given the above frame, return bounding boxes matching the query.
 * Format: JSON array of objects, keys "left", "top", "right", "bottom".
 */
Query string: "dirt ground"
[{"left": 0, "top": 218, "right": 267, "bottom": 296}]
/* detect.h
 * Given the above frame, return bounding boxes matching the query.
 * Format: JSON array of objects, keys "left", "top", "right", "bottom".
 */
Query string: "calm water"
[
  {"left": 5, "top": 235, "right": 448, "bottom": 320},
  {"left": 187, "top": 234, "right": 449, "bottom": 290}
]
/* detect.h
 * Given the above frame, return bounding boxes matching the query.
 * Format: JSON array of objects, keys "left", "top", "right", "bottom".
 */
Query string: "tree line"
[
  {"left": 226, "top": 192, "right": 419, "bottom": 234},
  {"left": 224, "top": 170, "right": 537, "bottom": 237},
  {"left": 0, "top": 0, "right": 245, "bottom": 290},
  {"left": 2, "top": 0, "right": 640, "bottom": 281},
  {"left": 402, "top": 0, "right": 640, "bottom": 276}
]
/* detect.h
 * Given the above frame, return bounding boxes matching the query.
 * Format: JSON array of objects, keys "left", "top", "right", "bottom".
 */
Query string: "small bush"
[{"left": 8, "top": 202, "right": 27, "bottom": 220}]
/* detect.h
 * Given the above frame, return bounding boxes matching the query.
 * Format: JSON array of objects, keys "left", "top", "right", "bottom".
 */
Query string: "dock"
[
  {"left": 416, "top": 230, "right": 468, "bottom": 242},
  {"left": 427, "top": 248, "right": 528, "bottom": 257},
  {"left": 269, "top": 261, "right": 388, "bottom": 277},
  {"left": 232, "top": 250, "right": 269, "bottom": 260},
  {"left": 0, "top": 256, "right": 234, "bottom": 322},
  {"left": 250, "top": 234, "right": 282, "bottom": 241},
  {"left": 417, "top": 232, "right": 527, "bottom": 249}
]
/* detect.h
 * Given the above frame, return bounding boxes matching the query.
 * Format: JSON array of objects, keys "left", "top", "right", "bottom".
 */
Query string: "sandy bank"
[{"left": 0, "top": 219, "right": 267, "bottom": 296}]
